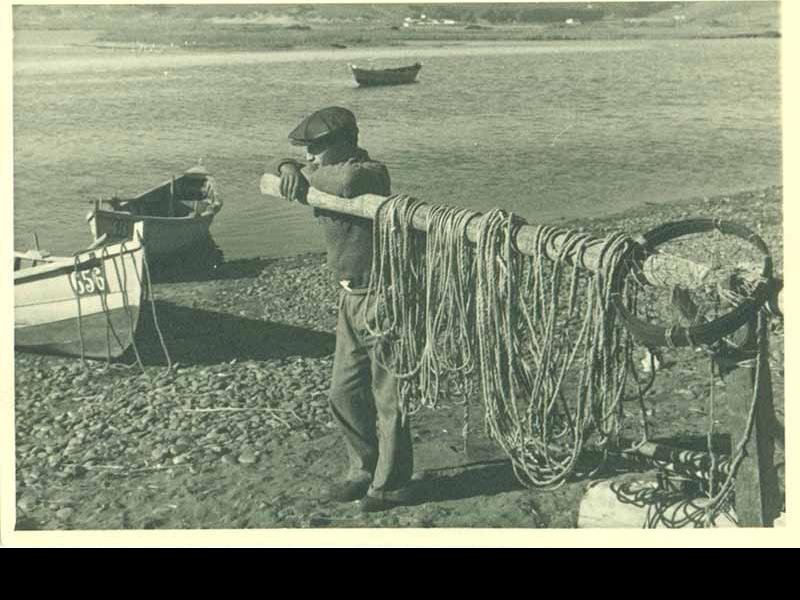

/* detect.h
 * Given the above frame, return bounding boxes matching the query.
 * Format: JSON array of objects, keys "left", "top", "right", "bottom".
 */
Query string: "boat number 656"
[{"left": 70, "top": 267, "right": 107, "bottom": 295}]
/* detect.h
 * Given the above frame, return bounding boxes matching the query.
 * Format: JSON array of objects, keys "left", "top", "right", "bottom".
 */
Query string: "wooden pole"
[
  {"left": 169, "top": 176, "right": 176, "bottom": 218},
  {"left": 261, "top": 174, "right": 711, "bottom": 289},
  {"left": 715, "top": 315, "right": 781, "bottom": 527},
  {"left": 631, "top": 442, "right": 732, "bottom": 478},
  {"left": 31, "top": 232, "right": 42, "bottom": 266}
]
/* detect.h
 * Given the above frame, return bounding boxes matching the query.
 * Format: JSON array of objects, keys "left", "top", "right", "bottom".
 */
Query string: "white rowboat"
[{"left": 14, "top": 223, "right": 146, "bottom": 359}]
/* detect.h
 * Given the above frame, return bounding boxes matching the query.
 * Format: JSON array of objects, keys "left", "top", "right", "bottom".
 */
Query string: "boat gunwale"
[
  {"left": 14, "top": 238, "right": 144, "bottom": 284},
  {"left": 93, "top": 170, "right": 221, "bottom": 219},
  {"left": 88, "top": 206, "right": 220, "bottom": 223}
]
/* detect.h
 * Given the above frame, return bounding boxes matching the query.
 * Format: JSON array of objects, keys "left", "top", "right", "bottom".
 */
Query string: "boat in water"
[
  {"left": 86, "top": 164, "right": 222, "bottom": 260},
  {"left": 348, "top": 62, "right": 422, "bottom": 87},
  {"left": 14, "top": 223, "right": 146, "bottom": 359}
]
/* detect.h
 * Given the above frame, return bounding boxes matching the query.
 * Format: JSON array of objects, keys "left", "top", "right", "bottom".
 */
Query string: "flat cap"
[{"left": 288, "top": 106, "right": 358, "bottom": 146}]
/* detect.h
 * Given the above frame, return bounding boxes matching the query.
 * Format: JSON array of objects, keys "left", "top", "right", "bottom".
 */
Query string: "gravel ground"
[{"left": 11, "top": 185, "right": 784, "bottom": 531}]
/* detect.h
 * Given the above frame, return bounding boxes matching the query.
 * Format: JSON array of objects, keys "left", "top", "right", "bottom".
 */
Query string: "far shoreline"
[{"left": 12, "top": 24, "right": 781, "bottom": 55}]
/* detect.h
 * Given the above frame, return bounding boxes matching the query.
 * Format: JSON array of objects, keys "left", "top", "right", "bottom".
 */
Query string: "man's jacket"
[{"left": 269, "top": 148, "right": 391, "bottom": 289}]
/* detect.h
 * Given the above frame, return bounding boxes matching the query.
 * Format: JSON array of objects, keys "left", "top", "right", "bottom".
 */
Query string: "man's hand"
[{"left": 278, "top": 163, "right": 309, "bottom": 205}]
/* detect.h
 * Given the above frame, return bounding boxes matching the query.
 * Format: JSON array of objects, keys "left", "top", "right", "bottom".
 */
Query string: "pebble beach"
[{"left": 12, "top": 185, "right": 784, "bottom": 530}]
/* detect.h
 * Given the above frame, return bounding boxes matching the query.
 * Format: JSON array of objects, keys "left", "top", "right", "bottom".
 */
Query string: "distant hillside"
[
  {"left": 12, "top": 2, "right": 780, "bottom": 30},
  {"left": 12, "top": 2, "right": 780, "bottom": 50}
]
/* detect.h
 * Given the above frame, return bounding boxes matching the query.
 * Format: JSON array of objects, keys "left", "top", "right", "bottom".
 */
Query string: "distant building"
[{"left": 403, "top": 14, "right": 458, "bottom": 27}]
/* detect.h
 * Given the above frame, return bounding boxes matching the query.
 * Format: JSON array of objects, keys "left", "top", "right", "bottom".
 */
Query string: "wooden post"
[
  {"left": 716, "top": 315, "right": 781, "bottom": 527},
  {"left": 31, "top": 232, "right": 41, "bottom": 267},
  {"left": 169, "top": 176, "right": 176, "bottom": 217}
]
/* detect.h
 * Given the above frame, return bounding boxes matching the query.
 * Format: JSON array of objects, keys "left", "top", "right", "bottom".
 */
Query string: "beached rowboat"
[
  {"left": 86, "top": 164, "right": 222, "bottom": 259},
  {"left": 14, "top": 223, "right": 146, "bottom": 359},
  {"left": 348, "top": 62, "right": 422, "bottom": 86}
]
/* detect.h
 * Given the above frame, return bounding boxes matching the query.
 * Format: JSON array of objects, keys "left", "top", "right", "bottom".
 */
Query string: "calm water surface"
[{"left": 13, "top": 33, "right": 781, "bottom": 259}]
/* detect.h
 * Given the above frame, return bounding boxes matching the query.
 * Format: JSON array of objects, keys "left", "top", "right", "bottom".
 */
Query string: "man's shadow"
[
  {"left": 412, "top": 460, "right": 525, "bottom": 503},
  {"left": 131, "top": 300, "right": 335, "bottom": 366}
]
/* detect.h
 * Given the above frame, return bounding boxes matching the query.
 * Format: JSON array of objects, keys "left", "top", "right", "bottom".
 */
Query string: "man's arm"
[
  {"left": 266, "top": 157, "right": 309, "bottom": 177},
  {"left": 267, "top": 157, "right": 312, "bottom": 204},
  {"left": 307, "top": 161, "right": 391, "bottom": 198}
]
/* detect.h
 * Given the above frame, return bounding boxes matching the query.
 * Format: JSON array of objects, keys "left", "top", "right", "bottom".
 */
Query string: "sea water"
[{"left": 13, "top": 33, "right": 781, "bottom": 259}]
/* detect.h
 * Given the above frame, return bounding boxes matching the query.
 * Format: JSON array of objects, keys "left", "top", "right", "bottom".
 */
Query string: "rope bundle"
[
  {"left": 367, "top": 197, "right": 641, "bottom": 487},
  {"left": 365, "top": 194, "right": 429, "bottom": 415},
  {"left": 475, "top": 211, "right": 636, "bottom": 487}
]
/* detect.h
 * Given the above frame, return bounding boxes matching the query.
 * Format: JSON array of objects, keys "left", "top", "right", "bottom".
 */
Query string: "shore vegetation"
[{"left": 13, "top": 2, "right": 780, "bottom": 52}]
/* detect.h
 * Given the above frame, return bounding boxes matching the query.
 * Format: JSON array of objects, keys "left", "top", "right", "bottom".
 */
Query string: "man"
[{"left": 267, "top": 106, "right": 414, "bottom": 513}]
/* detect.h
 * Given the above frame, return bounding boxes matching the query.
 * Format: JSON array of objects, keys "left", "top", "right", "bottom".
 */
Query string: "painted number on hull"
[{"left": 70, "top": 267, "right": 107, "bottom": 296}]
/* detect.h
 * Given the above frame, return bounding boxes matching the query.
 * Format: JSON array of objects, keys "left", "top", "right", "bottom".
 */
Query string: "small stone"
[
  {"left": 172, "top": 454, "right": 189, "bottom": 465},
  {"left": 65, "top": 465, "right": 87, "bottom": 478},
  {"left": 56, "top": 507, "right": 74, "bottom": 520},
  {"left": 238, "top": 450, "right": 258, "bottom": 465},
  {"left": 17, "top": 495, "right": 37, "bottom": 512},
  {"left": 169, "top": 443, "right": 188, "bottom": 456}
]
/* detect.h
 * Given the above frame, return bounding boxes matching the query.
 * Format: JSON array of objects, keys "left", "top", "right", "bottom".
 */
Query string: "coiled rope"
[
  {"left": 475, "top": 211, "right": 636, "bottom": 487},
  {"left": 366, "top": 197, "right": 641, "bottom": 488}
]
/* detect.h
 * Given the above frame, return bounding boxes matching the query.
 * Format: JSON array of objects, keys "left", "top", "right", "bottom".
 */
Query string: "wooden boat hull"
[
  {"left": 14, "top": 233, "right": 145, "bottom": 359},
  {"left": 88, "top": 209, "right": 216, "bottom": 258},
  {"left": 349, "top": 63, "right": 422, "bottom": 86},
  {"left": 86, "top": 166, "right": 222, "bottom": 260}
]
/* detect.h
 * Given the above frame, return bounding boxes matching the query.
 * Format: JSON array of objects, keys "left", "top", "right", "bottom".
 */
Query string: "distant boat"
[
  {"left": 14, "top": 223, "right": 146, "bottom": 359},
  {"left": 348, "top": 62, "right": 422, "bottom": 87},
  {"left": 86, "top": 164, "right": 222, "bottom": 260}
]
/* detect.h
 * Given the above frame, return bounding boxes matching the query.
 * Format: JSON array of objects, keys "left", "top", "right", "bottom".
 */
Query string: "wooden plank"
[
  {"left": 717, "top": 316, "right": 781, "bottom": 527},
  {"left": 169, "top": 177, "right": 176, "bottom": 218},
  {"left": 13, "top": 250, "right": 53, "bottom": 262}
]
